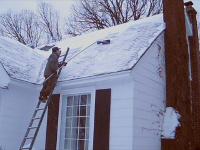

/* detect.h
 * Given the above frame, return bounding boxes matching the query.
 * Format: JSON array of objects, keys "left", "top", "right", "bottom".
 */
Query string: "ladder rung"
[
  {"left": 21, "top": 148, "right": 29, "bottom": 150},
  {"left": 29, "top": 126, "right": 38, "bottom": 129},
  {"left": 36, "top": 108, "right": 44, "bottom": 111},
  {"left": 32, "top": 117, "right": 41, "bottom": 120},
  {"left": 25, "top": 136, "right": 34, "bottom": 139}
]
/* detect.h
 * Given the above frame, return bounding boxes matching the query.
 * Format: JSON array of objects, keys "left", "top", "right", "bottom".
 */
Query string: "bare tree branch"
[
  {"left": 21, "top": 10, "right": 43, "bottom": 47},
  {"left": 0, "top": 10, "right": 44, "bottom": 48},
  {"left": 0, "top": 10, "right": 26, "bottom": 45},
  {"left": 64, "top": 0, "right": 163, "bottom": 36},
  {"left": 37, "top": 2, "right": 62, "bottom": 43}
]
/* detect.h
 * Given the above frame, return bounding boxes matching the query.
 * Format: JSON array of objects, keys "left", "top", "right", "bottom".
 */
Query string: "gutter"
[
  {"left": 9, "top": 78, "right": 42, "bottom": 90},
  {"left": 57, "top": 69, "right": 132, "bottom": 87}
]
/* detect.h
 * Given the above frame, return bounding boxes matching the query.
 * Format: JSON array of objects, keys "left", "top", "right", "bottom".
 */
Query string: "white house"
[
  {"left": 0, "top": 1, "right": 199, "bottom": 150},
  {"left": 0, "top": 14, "right": 166, "bottom": 150}
]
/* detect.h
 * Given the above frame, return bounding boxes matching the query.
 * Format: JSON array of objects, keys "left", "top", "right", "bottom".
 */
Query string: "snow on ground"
[
  {"left": 162, "top": 107, "right": 181, "bottom": 139},
  {"left": 51, "top": 14, "right": 165, "bottom": 81},
  {"left": 0, "top": 36, "right": 46, "bottom": 84}
]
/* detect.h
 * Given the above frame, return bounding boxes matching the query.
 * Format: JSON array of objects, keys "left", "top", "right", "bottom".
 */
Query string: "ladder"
[{"left": 19, "top": 48, "right": 69, "bottom": 150}]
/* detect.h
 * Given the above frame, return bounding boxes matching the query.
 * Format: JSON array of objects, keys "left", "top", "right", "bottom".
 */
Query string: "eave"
[{"left": 56, "top": 69, "right": 132, "bottom": 89}]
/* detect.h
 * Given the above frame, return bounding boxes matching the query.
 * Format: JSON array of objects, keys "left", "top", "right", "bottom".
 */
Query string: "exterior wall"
[
  {"left": 0, "top": 80, "right": 46, "bottom": 150},
  {"left": 131, "top": 32, "right": 166, "bottom": 150},
  {"left": 57, "top": 75, "right": 134, "bottom": 150},
  {"left": 96, "top": 78, "right": 134, "bottom": 150}
]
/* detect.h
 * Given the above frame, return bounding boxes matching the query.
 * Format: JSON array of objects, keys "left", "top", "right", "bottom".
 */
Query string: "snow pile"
[
  {"left": 162, "top": 107, "right": 181, "bottom": 139},
  {"left": 0, "top": 36, "right": 46, "bottom": 84}
]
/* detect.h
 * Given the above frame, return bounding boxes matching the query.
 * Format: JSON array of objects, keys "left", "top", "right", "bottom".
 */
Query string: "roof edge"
[
  {"left": 130, "top": 29, "right": 165, "bottom": 71},
  {"left": 0, "top": 61, "right": 10, "bottom": 88},
  {"left": 57, "top": 69, "right": 132, "bottom": 87}
]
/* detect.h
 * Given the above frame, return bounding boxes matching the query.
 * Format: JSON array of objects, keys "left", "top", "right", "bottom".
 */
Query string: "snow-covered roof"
[
  {"left": 0, "top": 36, "right": 46, "bottom": 84},
  {"left": 55, "top": 14, "right": 165, "bottom": 81},
  {"left": 0, "top": 14, "right": 165, "bottom": 85}
]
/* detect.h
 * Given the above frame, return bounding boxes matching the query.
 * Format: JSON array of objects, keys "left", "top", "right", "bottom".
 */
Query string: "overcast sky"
[
  {"left": 0, "top": 0, "right": 199, "bottom": 19},
  {"left": 0, "top": 0, "right": 77, "bottom": 19}
]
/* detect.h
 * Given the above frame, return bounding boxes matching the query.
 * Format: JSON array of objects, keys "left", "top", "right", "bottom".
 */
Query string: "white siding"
[
  {"left": 132, "top": 32, "right": 166, "bottom": 150},
  {"left": 58, "top": 77, "right": 134, "bottom": 150},
  {"left": 96, "top": 78, "right": 134, "bottom": 150},
  {"left": 0, "top": 80, "right": 46, "bottom": 150}
]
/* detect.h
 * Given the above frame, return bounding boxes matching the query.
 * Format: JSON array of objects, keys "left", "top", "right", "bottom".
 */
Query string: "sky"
[
  {"left": 0, "top": 0, "right": 78, "bottom": 19},
  {"left": 0, "top": 0, "right": 199, "bottom": 19}
]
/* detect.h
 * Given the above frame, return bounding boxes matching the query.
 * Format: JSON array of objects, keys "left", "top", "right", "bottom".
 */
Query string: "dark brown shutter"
[
  {"left": 93, "top": 89, "right": 111, "bottom": 150},
  {"left": 45, "top": 94, "right": 60, "bottom": 150}
]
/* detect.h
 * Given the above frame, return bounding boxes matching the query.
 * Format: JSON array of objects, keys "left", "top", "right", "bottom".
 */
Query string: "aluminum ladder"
[{"left": 19, "top": 48, "right": 69, "bottom": 150}]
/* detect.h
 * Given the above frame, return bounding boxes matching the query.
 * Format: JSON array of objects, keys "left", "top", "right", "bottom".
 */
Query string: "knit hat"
[{"left": 52, "top": 47, "right": 60, "bottom": 53}]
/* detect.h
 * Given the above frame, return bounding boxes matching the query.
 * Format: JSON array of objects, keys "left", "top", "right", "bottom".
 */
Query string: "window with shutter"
[{"left": 60, "top": 94, "right": 91, "bottom": 150}]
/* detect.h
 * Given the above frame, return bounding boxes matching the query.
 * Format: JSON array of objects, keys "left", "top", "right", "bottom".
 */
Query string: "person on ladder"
[{"left": 39, "top": 47, "right": 66, "bottom": 103}]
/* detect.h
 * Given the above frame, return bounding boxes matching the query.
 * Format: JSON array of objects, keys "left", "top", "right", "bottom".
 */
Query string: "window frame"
[{"left": 57, "top": 86, "right": 96, "bottom": 150}]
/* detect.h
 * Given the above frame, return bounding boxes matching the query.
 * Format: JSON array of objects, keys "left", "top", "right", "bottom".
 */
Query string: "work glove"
[
  {"left": 63, "top": 62, "right": 67, "bottom": 66},
  {"left": 58, "top": 62, "right": 67, "bottom": 67}
]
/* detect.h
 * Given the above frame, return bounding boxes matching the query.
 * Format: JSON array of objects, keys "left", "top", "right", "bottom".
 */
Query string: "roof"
[
  {"left": 0, "top": 36, "right": 46, "bottom": 84},
  {"left": 0, "top": 14, "right": 165, "bottom": 85},
  {"left": 56, "top": 14, "right": 165, "bottom": 81}
]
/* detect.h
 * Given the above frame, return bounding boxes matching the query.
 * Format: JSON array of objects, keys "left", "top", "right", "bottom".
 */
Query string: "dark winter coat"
[{"left": 44, "top": 53, "right": 59, "bottom": 77}]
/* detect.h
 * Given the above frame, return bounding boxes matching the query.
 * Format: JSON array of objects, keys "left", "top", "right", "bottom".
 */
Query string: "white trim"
[
  {"left": 0, "top": 90, "right": 2, "bottom": 135},
  {"left": 57, "top": 71, "right": 131, "bottom": 88},
  {"left": 0, "top": 63, "right": 10, "bottom": 88},
  {"left": 9, "top": 78, "right": 41, "bottom": 90},
  {"left": 57, "top": 86, "right": 96, "bottom": 150},
  {"left": 57, "top": 94, "right": 64, "bottom": 150}
]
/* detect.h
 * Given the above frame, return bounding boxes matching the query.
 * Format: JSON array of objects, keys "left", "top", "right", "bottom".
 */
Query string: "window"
[{"left": 60, "top": 94, "right": 91, "bottom": 150}]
